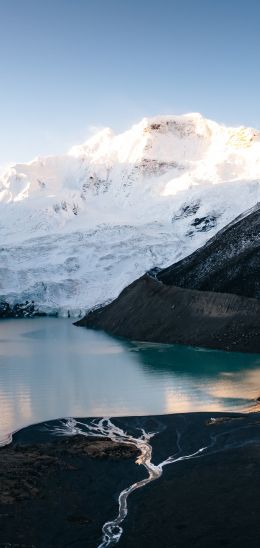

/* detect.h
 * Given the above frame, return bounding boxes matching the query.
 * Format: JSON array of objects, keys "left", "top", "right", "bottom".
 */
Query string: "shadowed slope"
[
  {"left": 158, "top": 203, "right": 260, "bottom": 299},
  {"left": 76, "top": 206, "right": 260, "bottom": 352},
  {"left": 76, "top": 276, "right": 260, "bottom": 352}
]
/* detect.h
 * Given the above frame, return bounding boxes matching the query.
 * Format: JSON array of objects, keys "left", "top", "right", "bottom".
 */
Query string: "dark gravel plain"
[{"left": 0, "top": 412, "right": 259, "bottom": 548}]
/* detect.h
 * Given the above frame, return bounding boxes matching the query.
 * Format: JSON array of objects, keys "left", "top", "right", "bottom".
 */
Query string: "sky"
[{"left": 1, "top": 0, "right": 260, "bottom": 166}]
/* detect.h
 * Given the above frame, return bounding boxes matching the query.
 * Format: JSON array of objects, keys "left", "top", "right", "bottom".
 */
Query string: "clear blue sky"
[{"left": 1, "top": 0, "right": 260, "bottom": 165}]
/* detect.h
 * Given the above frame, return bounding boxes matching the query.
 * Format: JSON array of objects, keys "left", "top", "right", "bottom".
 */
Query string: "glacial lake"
[{"left": 0, "top": 318, "right": 260, "bottom": 444}]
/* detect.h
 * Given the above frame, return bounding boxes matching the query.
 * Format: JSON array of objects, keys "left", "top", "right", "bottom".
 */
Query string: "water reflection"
[
  {"left": 127, "top": 340, "right": 260, "bottom": 411},
  {"left": 0, "top": 318, "right": 259, "bottom": 442}
]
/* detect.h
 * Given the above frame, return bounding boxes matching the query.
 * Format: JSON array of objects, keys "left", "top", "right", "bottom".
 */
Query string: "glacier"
[{"left": 1, "top": 112, "right": 260, "bottom": 316}]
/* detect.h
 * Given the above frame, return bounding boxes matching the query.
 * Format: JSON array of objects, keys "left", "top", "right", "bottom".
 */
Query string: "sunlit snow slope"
[{"left": 1, "top": 113, "right": 260, "bottom": 315}]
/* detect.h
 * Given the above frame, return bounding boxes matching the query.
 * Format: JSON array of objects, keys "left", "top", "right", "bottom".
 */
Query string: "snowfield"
[{"left": 1, "top": 113, "right": 260, "bottom": 316}]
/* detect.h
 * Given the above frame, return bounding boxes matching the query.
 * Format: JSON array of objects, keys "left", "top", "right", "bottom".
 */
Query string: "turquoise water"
[{"left": 0, "top": 318, "right": 259, "bottom": 442}]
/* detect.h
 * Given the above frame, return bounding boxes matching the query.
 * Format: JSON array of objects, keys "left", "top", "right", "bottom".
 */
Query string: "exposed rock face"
[
  {"left": 76, "top": 206, "right": 260, "bottom": 352},
  {"left": 76, "top": 276, "right": 260, "bottom": 353},
  {"left": 0, "top": 300, "right": 46, "bottom": 318},
  {"left": 158, "top": 203, "right": 260, "bottom": 299}
]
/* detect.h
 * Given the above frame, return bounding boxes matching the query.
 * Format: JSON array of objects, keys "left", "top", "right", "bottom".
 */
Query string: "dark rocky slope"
[
  {"left": 76, "top": 276, "right": 260, "bottom": 352},
  {"left": 158, "top": 203, "right": 260, "bottom": 298},
  {"left": 77, "top": 205, "right": 260, "bottom": 352}
]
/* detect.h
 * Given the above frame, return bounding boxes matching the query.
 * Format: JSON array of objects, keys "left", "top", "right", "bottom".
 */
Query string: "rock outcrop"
[
  {"left": 0, "top": 301, "right": 46, "bottom": 318},
  {"left": 158, "top": 203, "right": 260, "bottom": 299}
]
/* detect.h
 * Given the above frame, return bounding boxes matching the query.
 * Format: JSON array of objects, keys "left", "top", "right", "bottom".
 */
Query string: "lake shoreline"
[
  {"left": 1, "top": 411, "right": 259, "bottom": 547},
  {"left": 76, "top": 275, "right": 260, "bottom": 353},
  {"left": 2, "top": 318, "right": 260, "bottom": 444}
]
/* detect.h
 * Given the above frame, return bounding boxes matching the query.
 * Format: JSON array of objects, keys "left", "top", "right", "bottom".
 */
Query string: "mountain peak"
[
  {"left": 69, "top": 127, "right": 115, "bottom": 158},
  {"left": 0, "top": 112, "right": 260, "bottom": 315}
]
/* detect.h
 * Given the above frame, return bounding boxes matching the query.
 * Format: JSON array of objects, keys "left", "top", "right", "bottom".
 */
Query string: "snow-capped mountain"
[{"left": 1, "top": 113, "right": 260, "bottom": 316}]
